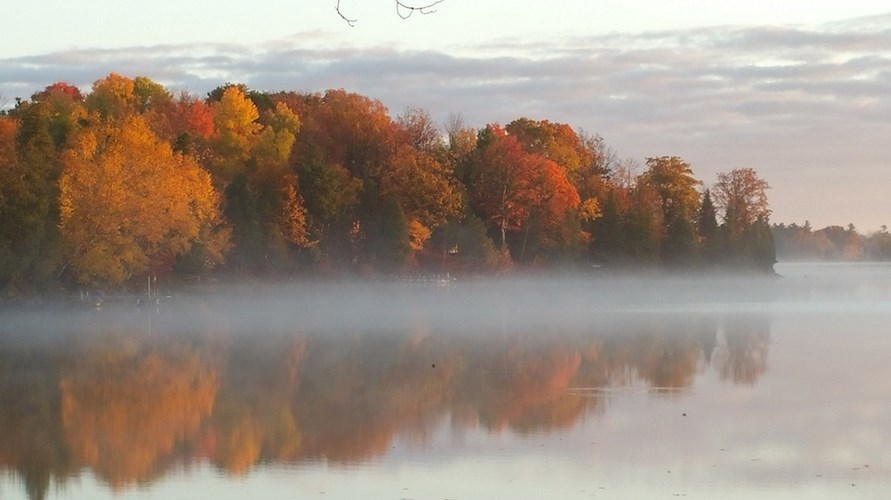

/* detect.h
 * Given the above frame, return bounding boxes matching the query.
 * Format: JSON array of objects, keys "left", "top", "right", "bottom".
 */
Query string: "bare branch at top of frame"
[
  {"left": 336, "top": 0, "right": 358, "bottom": 27},
  {"left": 336, "top": 1, "right": 445, "bottom": 27},
  {"left": 395, "top": 0, "right": 445, "bottom": 20}
]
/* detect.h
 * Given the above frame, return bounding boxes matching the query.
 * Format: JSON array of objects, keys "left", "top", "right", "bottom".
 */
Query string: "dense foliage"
[{"left": 0, "top": 74, "right": 777, "bottom": 293}]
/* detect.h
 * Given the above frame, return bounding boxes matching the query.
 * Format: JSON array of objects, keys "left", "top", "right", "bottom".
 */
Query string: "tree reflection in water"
[{"left": 0, "top": 311, "right": 770, "bottom": 498}]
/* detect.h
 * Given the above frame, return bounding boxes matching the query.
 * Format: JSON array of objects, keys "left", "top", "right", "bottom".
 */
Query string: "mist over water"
[
  {"left": 1, "top": 262, "right": 890, "bottom": 499},
  {"left": 4, "top": 263, "right": 885, "bottom": 337}
]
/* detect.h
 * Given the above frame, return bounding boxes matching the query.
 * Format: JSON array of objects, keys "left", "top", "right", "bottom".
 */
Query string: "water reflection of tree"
[
  {"left": 0, "top": 312, "right": 771, "bottom": 497},
  {"left": 293, "top": 332, "right": 457, "bottom": 463},
  {"left": 455, "top": 337, "right": 585, "bottom": 433},
  {"left": 210, "top": 335, "right": 305, "bottom": 473},
  {"left": 713, "top": 315, "right": 771, "bottom": 385},
  {"left": 599, "top": 315, "right": 718, "bottom": 390},
  {"left": 0, "top": 346, "right": 73, "bottom": 500},
  {"left": 59, "top": 335, "right": 218, "bottom": 489}
]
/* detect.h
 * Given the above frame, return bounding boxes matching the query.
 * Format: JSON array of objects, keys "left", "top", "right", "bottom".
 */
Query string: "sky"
[{"left": 2, "top": 1, "right": 890, "bottom": 230}]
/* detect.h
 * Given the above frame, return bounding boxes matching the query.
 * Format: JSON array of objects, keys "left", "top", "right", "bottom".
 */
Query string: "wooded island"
[{"left": 0, "top": 74, "right": 777, "bottom": 295}]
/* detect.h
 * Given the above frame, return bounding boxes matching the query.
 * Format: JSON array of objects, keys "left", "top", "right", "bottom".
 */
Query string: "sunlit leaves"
[
  {"left": 470, "top": 124, "right": 581, "bottom": 258},
  {"left": 640, "top": 156, "right": 701, "bottom": 222},
  {"left": 59, "top": 115, "right": 227, "bottom": 286},
  {"left": 210, "top": 86, "right": 261, "bottom": 183},
  {"left": 85, "top": 73, "right": 139, "bottom": 120},
  {"left": 280, "top": 180, "right": 313, "bottom": 249},
  {"left": 471, "top": 125, "right": 543, "bottom": 248},
  {"left": 381, "top": 144, "right": 461, "bottom": 232}
]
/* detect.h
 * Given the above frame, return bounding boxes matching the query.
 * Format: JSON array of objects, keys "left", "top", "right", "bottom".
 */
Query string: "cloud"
[{"left": 2, "top": 16, "right": 890, "bottom": 228}]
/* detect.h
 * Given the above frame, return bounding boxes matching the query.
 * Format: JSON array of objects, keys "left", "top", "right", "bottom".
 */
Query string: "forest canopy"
[{"left": 0, "top": 74, "right": 778, "bottom": 294}]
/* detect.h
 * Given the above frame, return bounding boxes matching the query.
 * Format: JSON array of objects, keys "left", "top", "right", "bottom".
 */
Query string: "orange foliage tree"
[
  {"left": 58, "top": 114, "right": 228, "bottom": 286},
  {"left": 470, "top": 124, "right": 581, "bottom": 260}
]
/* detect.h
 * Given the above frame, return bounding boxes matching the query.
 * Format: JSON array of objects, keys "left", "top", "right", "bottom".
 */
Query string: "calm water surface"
[{"left": 2, "top": 263, "right": 890, "bottom": 499}]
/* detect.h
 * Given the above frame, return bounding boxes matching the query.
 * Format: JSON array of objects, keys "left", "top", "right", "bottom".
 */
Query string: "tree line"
[
  {"left": 0, "top": 73, "right": 776, "bottom": 294},
  {"left": 772, "top": 222, "right": 891, "bottom": 261}
]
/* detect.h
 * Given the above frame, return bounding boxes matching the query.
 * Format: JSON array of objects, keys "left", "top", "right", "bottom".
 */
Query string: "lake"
[{"left": 2, "top": 262, "right": 890, "bottom": 499}]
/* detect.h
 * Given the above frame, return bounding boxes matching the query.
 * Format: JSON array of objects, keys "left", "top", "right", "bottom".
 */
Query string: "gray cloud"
[{"left": 2, "top": 16, "right": 890, "bottom": 229}]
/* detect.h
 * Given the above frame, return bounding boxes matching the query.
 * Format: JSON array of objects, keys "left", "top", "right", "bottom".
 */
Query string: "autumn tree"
[
  {"left": 84, "top": 73, "right": 171, "bottom": 122},
  {"left": 444, "top": 113, "right": 478, "bottom": 185},
  {"left": 59, "top": 114, "right": 228, "bottom": 286},
  {"left": 0, "top": 115, "right": 27, "bottom": 289},
  {"left": 711, "top": 168, "right": 773, "bottom": 270},
  {"left": 204, "top": 87, "right": 315, "bottom": 274},
  {"left": 396, "top": 106, "right": 443, "bottom": 155},
  {"left": 469, "top": 125, "right": 543, "bottom": 252},
  {"left": 381, "top": 144, "right": 461, "bottom": 253},
  {"left": 744, "top": 217, "right": 776, "bottom": 271},
  {"left": 283, "top": 89, "right": 401, "bottom": 268},
  {"left": 0, "top": 83, "right": 87, "bottom": 292},
  {"left": 639, "top": 156, "right": 701, "bottom": 264},
  {"left": 209, "top": 86, "right": 262, "bottom": 185},
  {"left": 144, "top": 91, "right": 215, "bottom": 158},
  {"left": 468, "top": 124, "right": 584, "bottom": 262},
  {"left": 712, "top": 167, "right": 770, "bottom": 238},
  {"left": 243, "top": 101, "right": 308, "bottom": 270},
  {"left": 518, "top": 156, "right": 582, "bottom": 261},
  {"left": 504, "top": 118, "right": 601, "bottom": 260},
  {"left": 505, "top": 118, "right": 600, "bottom": 195}
]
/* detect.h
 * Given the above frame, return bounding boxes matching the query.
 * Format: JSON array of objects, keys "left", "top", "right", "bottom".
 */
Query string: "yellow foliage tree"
[
  {"left": 59, "top": 114, "right": 228, "bottom": 286},
  {"left": 210, "top": 87, "right": 261, "bottom": 184},
  {"left": 279, "top": 179, "right": 313, "bottom": 249},
  {"left": 380, "top": 144, "right": 461, "bottom": 252}
]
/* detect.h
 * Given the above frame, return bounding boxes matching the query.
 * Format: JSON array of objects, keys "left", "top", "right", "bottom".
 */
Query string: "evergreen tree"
[
  {"left": 593, "top": 190, "right": 625, "bottom": 262},
  {"left": 745, "top": 217, "right": 776, "bottom": 272},
  {"left": 367, "top": 194, "right": 410, "bottom": 270},
  {"left": 698, "top": 189, "right": 720, "bottom": 264},
  {"left": 663, "top": 206, "right": 699, "bottom": 267}
]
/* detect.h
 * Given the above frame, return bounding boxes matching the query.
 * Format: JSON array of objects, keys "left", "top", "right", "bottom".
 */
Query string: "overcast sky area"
[{"left": 2, "top": 1, "right": 890, "bottom": 230}]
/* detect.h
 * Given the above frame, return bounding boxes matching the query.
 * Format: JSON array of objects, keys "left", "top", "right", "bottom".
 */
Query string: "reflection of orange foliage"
[
  {"left": 633, "top": 337, "right": 702, "bottom": 389},
  {"left": 60, "top": 343, "right": 218, "bottom": 489},
  {"left": 216, "top": 417, "right": 262, "bottom": 474},
  {"left": 0, "top": 318, "right": 768, "bottom": 491},
  {"left": 512, "top": 395, "right": 589, "bottom": 433},
  {"left": 296, "top": 336, "right": 457, "bottom": 463},
  {"left": 465, "top": 342, "right": 582, "bottom": 432},
  {"left": 210, "top": 337, "right": 304, "bottom": 473}
]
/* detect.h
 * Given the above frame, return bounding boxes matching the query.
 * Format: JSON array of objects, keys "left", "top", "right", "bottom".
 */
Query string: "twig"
[
  {"left": 336, "top": 1, "right": 445, "bottom": 26},
  {"left": 335, "top": 0, "right": 358, "bottom": 27},
  {"left": 395, "top": 0, "right": 445, "bottom": 20}
]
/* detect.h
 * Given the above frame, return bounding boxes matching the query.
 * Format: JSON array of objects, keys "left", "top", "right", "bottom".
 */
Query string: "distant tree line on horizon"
[
  {"left": 0, "top": 73, "right": 777, "bottom": 295},
  {"left": 772, "top": 222, "right": 891, "bottom": 261}
]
